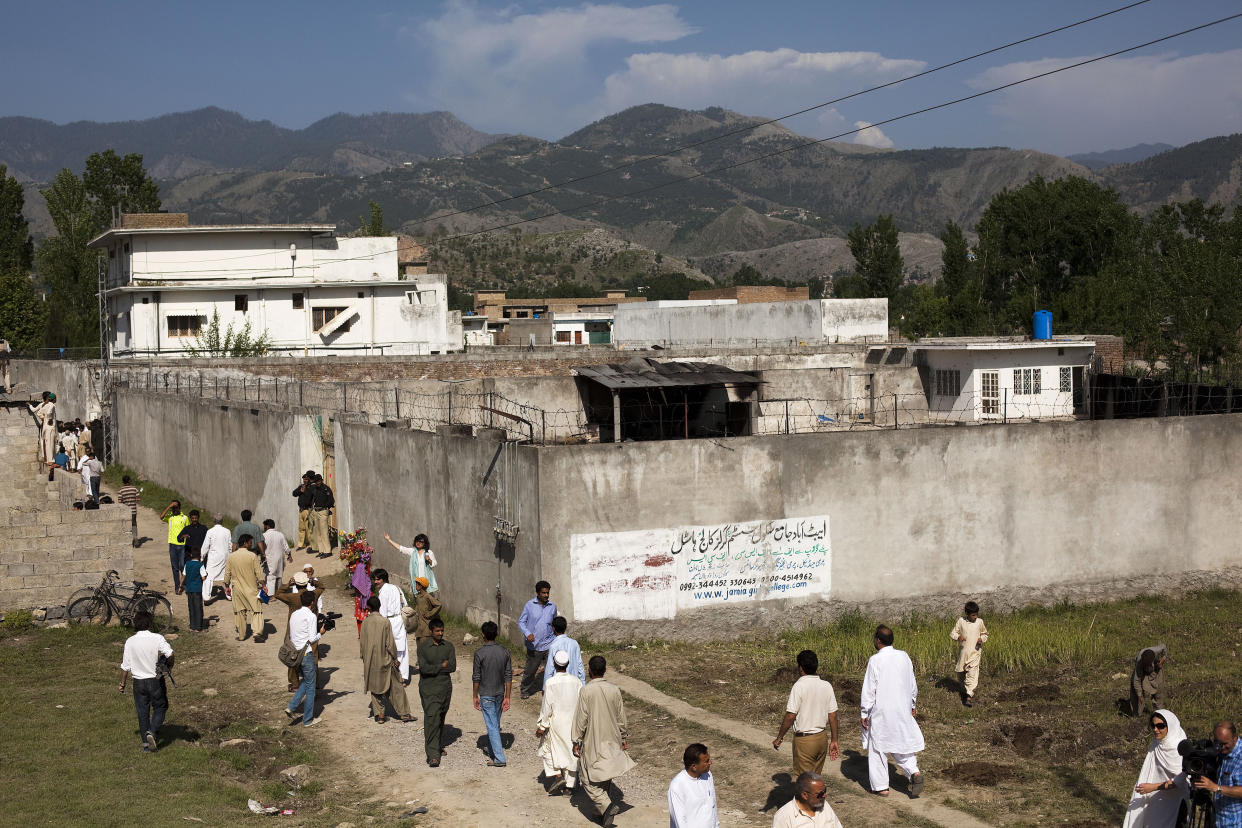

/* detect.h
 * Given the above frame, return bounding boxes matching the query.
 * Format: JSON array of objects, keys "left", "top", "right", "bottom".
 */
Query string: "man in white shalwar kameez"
[
  {"left": 860, "top": 624, "right": 925, "bottom": 797},
  {"left": 374, "top": 569, "right": 410, "bottom": 682},
  {"left": 538, "top": 651, "right": 583, "bottom": 795},
  {"left": 201, "top": 514, "right": 232, "bottom": 603}
]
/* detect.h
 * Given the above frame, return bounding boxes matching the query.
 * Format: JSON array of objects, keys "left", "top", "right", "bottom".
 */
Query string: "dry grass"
[{"left": 605, "top": 590, "right": 1242, "bottom": 826}]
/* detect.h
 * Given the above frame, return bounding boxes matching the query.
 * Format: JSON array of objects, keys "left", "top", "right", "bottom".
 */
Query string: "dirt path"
[{"left": 120, "top": 489, "right": 988, "bottom": 827}]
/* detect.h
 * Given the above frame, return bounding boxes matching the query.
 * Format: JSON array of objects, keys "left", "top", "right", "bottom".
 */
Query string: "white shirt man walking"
[
  {"left": 118, "top": 610, "right": 174, "bottom": 752},
  {"left": 261, "top": 518, "right": 293, "bottom": 595},
  {"left": 201, "top": 514, "right": 232, "bottom": 604},
  {"left": 860, "top": 624, "right": 925, "bottom": 797},
  {"left": 373, "top": 569, "right": 410, "bottom": 682},
  {"left": 668, "top": 742, "right": 719, "bottom": 828}
]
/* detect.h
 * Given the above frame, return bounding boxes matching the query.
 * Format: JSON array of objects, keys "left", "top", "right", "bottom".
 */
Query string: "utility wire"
[
  {"left": 405, "top": 0, "right": 1154, "bottom": 228},
  {"left": 151, "top": 10, "right": 1241, "bottom": 274},
  {"left": 437, "top": 12, "right": 1242, "bottom": 243}
]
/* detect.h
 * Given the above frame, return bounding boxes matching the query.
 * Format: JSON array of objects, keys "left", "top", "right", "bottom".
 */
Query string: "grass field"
[
  {"left": 608, "top": 590, "right": 1240, "bottom": 827},
  {"left": 0, "top": 622, "right": 391, "bottom": 827}
]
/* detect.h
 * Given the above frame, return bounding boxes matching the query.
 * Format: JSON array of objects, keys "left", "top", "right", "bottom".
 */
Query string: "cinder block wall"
[{"left": 0, "top": 410, "right": 132, "bottom": 610}]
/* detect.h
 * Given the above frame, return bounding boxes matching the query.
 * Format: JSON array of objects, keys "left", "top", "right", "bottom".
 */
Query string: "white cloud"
[
  {"left": 852, "top": 120, "right": 894, "bottom": 148},
  {"left": 407, "top": 1, "right": 697, "bottom": 136},
  {"left": 968, "top": 49, "right": 1242, "bottom": 154},
  {"left": 599, "top": 49, "right": 925, "bottom": 136}
]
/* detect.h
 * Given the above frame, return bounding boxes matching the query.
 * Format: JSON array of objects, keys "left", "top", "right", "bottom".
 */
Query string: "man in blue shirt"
[
  {"left": 543, "top": 615, "right": 585, "bottom": 688},
  {"left": 1192, "top": 720, "right": 1242, "bottom": 827},
  {"left": 517, "top": 580, "right": 556, "bottom": 699}
]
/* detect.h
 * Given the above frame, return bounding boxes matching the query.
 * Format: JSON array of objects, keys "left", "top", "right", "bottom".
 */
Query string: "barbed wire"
[{"left": 110, "top": 366, "right": 1240, "bottom": 444}]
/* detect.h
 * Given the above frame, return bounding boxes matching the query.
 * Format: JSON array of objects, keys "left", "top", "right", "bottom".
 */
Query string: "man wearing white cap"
[
  {"left": 201, "top": 514, "right": 232, "bottom": 604},
  {"left": 274, "top": 570, "right": 323, "bottom": 691},
  {"left": 537, "top": 649, "right": 583, "bottom": 796}
]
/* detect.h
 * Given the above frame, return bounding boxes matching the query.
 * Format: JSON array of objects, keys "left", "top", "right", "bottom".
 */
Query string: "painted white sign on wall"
[{"left": 570, "top": 516, "right": 831, "bottom": 621}]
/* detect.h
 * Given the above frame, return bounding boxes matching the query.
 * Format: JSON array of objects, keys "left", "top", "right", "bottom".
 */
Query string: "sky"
[{"left": 2, "top": 0, "right": 1241, "bottom": 156}]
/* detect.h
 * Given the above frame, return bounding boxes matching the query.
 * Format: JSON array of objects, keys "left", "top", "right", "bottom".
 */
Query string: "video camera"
[
  {"left": 319, "top": 611, "right": 344, "bottom": 633},
  {"left": 156, "top": 652, "right": 176, "bottom": 688},
  {"left": 1179, "top": 737, "right": 1222, "bottom": 807}
]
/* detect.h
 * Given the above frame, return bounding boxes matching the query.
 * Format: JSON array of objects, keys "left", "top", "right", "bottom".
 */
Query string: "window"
[
  {"left": 234, "top": 294, "right": 248, "bottom": 312},
  {"left": 1013, "top": 368, "right": 1042, "bottom": 396},
  {"left": 312, "top": 306, "right": 352, "bottom": 333},
  {"left": 1059, "top": 366, "right": 1072, "bottom": 393},
  {"left": 934, "top": 369, "right": 961, "bottom": 398},
  {"left": 167, "top": 315, "right": 204, "bottom": 338},
  {"left": 292, "top": 293, "right": 304, "bottom": 309},
  {"left": 981, "top": 371, "right": 999, "bottom": 415},
  {"left": 357, "top": 291, "right": 364, "bottom": 299},
  {"left": 555, "top": 331, "right": 572, "bottom": 343}
]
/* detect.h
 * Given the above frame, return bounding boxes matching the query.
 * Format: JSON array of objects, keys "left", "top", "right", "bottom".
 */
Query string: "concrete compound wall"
[
  {"left": 0, "top": 408, "right": 132, "bottom": 611},
  {"left": 535, "top": 413, "right": 1241, "bottom": 638},
  {"left": 613, "top": 299, "right": 889, "bottom": 348},
  {"left": 90, "top": 373, "right": 1242, "bottom": 641}
]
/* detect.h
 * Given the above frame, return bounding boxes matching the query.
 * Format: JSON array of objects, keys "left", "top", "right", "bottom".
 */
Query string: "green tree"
[
  {"left": 0, "top": 268, "right": 47, "bottom": 351},
  {"left": 974, "top": 175, "right": 1137, "bottom": 330},
  {"left": 830, "top": 273, "right": 870, "bottom": 298},
  {"left": 183, "top": 309, "right": 272, "bottom": 358},
  {"left": 847, "top": 214, "right": 904, "bottom": 298},
  {"left": 893, "top": 283, "right": 948, "bottom": 339},
  {"left": 82, "top": 149, "right": 161, "bottom": 230},
  {"left": 359, "top": 201, "right": 388, "bottom": 236},
  {"left": 0, "top": 165, "right": 33, "bottom": 273},
  {"left": 937, "top": 221, "right": 988, "bottom": 334},
  {"left": 729, "top": 263, "right": 764, "bottom": 285},
  {"left": 37, "top": 169, "right": 102, "bottom": 349},
  {"left": 807, "top": 276, "right": 826, "bottom": 300}
]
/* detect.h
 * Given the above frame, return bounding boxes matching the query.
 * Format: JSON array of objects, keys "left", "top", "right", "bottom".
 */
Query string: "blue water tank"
[{"left": 1033, "top": 310, "right": 1053, "bottom": 340}]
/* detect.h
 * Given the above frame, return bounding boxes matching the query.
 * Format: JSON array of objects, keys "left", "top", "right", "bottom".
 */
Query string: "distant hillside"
[
  {"left": 1067, "top": 143, "right": 1174, "bottom": 170},
  {"left": 0, "top": 107, "right": 506, "bottom": 182},
  {"left": 11, "top": 104, "right": 1241, "bottom": 296},
  {"left": 1099, "top": 133, "right": 1242, "bottom": 213}
]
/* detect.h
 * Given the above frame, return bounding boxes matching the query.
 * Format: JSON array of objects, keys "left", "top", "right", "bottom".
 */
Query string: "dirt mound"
[
  {"left": 997, "top": 683, "right": 1062, "bottom": 702},
  {"left": 827, "top": 677, "right": 861, "bottom": 705},
  {"left": 770, "top": 665, "right": 799, "bottom": 684},
  {"left": 996, "top": 722, "right": 1047, "bottom": 757},
  {"left": 943, "top": 761, "right": 1018, "bottom": 786}
]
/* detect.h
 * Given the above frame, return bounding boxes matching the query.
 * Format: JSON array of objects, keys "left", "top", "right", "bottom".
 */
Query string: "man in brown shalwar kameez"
[
  {"left": 358, "top": 595, "right": 414, "bottom": 723},
  {"left": 572, "top": 655, "right": 635, "bottom": 827}
]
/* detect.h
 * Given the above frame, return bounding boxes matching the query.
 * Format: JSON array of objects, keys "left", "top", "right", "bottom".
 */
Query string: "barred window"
[
  {"left": 1060, "top": 366, "right": 1072, "bottom": 393},
  {"left": 167, "top": 315, "right": 203, "bottom": 338},
  {"left": 312, "top": 306, "right": 352, "bottom": 333},
  {"left": 934, "top": 369, "right": 961, "bottom": 398},
  {"left": 1013, "top": 368, "right": 1042, "bottom": 396}
]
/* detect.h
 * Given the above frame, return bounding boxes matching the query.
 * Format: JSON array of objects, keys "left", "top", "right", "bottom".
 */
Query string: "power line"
[
  {"left": 436, "top": 12, "right": 1242, "bottom": 243},
  {"left": 150, "top": 10, "right": 1242, "bottom": 275},
  {"left": 403, "top": 0, "right": 1154, "bottom": 229}
]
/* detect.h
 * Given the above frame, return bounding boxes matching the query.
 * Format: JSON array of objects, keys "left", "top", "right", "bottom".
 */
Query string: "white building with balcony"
[{"left": 88, "top": 214, "right": 462, "bottom": 358}]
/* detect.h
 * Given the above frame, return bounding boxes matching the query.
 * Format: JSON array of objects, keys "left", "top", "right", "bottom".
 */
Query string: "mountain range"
[{"left": 5, "top": 105, "right": 1241, "bottom": 286}]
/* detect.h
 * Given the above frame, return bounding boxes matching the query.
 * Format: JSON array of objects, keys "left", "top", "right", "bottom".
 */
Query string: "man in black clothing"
[
  {"left": 176, "top": 510, "right": 209, "bottom": 591},
  {"left": 308, "top": 474, "right": 335, "bottom": 556},
  {"left": 292, "top": 470, "right": 315, "bottom": 553}
]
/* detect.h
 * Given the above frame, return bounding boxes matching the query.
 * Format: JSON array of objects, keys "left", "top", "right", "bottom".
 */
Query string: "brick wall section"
[
  {"left": 119, "top": 212, "right": 189, "bottom": 229},
  {"left": 1091, "top": 335, "right": 1125, "bottom": 374},
  {"left": 0, "top": 410, "right": 133, "bottom": 610},
  {"left": 689, "top": 286, "right": 810, "bottom": 303}
]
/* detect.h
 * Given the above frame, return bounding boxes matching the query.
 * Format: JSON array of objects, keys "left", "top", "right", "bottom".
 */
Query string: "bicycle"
[{"left": 66, "top": 570, "right": 175, "bottom": 633}]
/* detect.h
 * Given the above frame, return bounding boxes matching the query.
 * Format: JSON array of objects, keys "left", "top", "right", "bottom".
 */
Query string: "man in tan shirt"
[
  {"left": 224, "top": 534, "right": 266, "bottom": 642},
  {"left": 772, "top": 650, "right": 839, "bottom": 776}
]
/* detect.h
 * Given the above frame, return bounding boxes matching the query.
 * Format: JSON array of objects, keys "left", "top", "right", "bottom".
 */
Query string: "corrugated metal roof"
[{"left": 572, "top": 357, "right": 761, "bottom": 390}]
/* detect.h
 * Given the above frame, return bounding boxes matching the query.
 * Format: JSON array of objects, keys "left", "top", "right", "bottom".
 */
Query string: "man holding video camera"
[
  {"left": 284, "top": 591, "right": 331, "bottom": 727},
  {"left": 1192, "top": 720, "right": 1242, "bottom": 826}
]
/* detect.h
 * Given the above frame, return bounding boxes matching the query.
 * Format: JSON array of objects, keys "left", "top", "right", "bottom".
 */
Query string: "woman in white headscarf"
[{"left": 1121, "top": 708, "right": 1189, "bottom": 828}]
